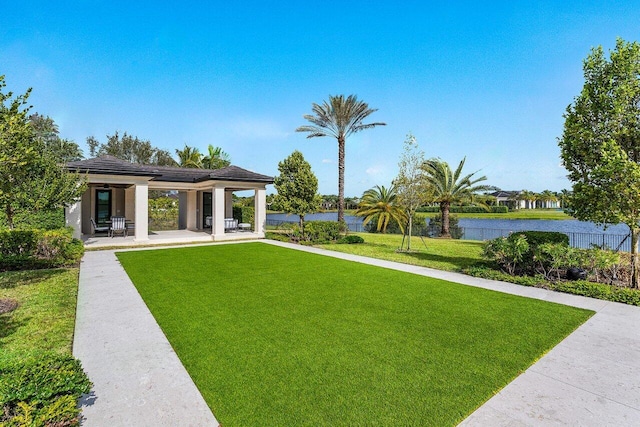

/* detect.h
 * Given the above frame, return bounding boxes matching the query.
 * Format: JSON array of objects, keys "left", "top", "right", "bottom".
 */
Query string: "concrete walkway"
[
  {"left": 74, "top": 240, "right": 640, "bottom": 426},
  {"left": 73, "top": 249, "right": 219, "bottom": 426}
]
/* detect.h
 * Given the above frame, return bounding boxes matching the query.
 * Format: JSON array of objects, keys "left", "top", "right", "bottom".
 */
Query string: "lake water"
[{"left": 266, "top": 213, "right": 632, "bottom": 250}]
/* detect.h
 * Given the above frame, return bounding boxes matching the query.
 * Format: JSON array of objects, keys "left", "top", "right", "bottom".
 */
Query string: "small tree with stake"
[{"left": 273, "top": 150, "right": 321, "bottom": 233}]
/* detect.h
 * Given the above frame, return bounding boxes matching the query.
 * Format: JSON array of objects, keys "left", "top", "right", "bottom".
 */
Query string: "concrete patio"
[{"left": 82, "top": 229, "right": 261, "bottom": 249}]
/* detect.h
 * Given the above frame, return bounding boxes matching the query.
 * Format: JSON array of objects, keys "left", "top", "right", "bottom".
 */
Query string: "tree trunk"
[
  {"left": 5, "top": 204, "right": 14, "bottom": 230},
  {"left": 632, "top": 227, "right": 639, "bottom": 288},
  {"left": 337, "top": 135, "right": 345, "bottom": 224},
  {"left": 441, "top": 201, "right": 451, "bottom": 238},
  {"left": 407, "top": 215, "right": 413, "bottom": 251}
]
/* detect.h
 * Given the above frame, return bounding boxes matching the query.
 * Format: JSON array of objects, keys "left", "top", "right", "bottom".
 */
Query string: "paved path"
[
  {"left": 74, "top": 240, "right": 640, "bottom": 426},
  {"left": 73, "top": 250, "right": 219, "bottom": 427}
]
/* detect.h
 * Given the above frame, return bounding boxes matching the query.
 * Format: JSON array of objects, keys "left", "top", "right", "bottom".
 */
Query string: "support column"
[
  {"left": 186, "top": 190, "right": 197, "bottom": 230},
  {"left": 255, "top": 187, "right": 266, "bottom": 236},
  {"left": 212, "top": 186, "right": 226, "bottom": 240},
  {"left": 66, "top": 200, "right": 82, "bottom": 239},
  {"left": 134, "top": 182, "right": 149, "bottom": 242}
]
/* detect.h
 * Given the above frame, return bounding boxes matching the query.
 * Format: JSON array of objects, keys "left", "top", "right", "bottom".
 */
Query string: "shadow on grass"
[
  {"left": 401, "top": 251, "right": 484, "bottom": 270},
  {"left": 0, "top": 313, "right": 28, "bottom": 341},
  {"left": 0, "top": 269, "right": 68, "bottom": 290}
]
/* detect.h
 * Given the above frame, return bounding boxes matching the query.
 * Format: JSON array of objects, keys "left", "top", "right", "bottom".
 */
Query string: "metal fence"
[{"left": 267, "top": 219, "right": 632, "bottom": 251}]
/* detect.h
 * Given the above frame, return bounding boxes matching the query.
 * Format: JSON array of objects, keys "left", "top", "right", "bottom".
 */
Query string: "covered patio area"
[{"left": 65, "top": 155, "right": 273, "bottom": 244}]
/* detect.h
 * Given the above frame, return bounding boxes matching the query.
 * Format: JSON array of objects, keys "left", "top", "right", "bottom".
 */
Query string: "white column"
[
  {"left": 255, "top": 187, "right": 266, "bottom": 236},
  {"left": 134, "top": 182, "right": 149, "bottom": 242},
  {"left": 186, "top": 190, "right": 197, "bottom": 230},
  {"left": 66, "top": 200, "right": 82, "bottom": 239},
  {"left": 212, "top": 186, "right": 226, "bottom": 239}
]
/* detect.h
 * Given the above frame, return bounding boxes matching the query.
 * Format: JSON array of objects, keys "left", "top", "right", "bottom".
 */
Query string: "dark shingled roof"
[{"left": 66, "top": 155, "right": 274, "bottom": 184}]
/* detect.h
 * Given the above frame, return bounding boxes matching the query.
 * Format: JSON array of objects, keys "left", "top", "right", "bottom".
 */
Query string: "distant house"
[
  {"left": 64, "top": 155, "right": 273, "bottom": 242},
  {"left": 489, "top": 191, "right": 559, "bottom": 210}
]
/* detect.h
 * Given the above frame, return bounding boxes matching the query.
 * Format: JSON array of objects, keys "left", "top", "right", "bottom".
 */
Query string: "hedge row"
[
  {"left": 233, "top": 206, "right": 255, "bottom": 228},
  {"left": 0, "top": 353, "right": 92, "bottom": 426},
  {"left": 464, "top": 266, "right": 640, "bottom": 306},
  {"left": 416, "top": 206, "right": 509, "bottom": 213},
  {"left": 0, "top": 228, "right": 84, "bottom": 271}
]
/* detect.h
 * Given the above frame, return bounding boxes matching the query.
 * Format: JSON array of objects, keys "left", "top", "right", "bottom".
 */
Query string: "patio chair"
[
  {"left": 91, "top": 218, "right": 109, "bottom": 236},
  {"left": 109, "top": 216, "right": 128, "bottom": 238},
  {"left": 224, "top": 218, "right": 238, "bottom": 232}
]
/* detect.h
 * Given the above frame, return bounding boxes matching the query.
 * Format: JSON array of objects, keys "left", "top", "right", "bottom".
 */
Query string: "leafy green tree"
[
  {"left": 273, "top": 150, "right": 321, "bottom": 230},
  {"left": 559, "top": 38, "right": 640, "bottom": 287},
  {"left": 0, "top": 75, "right": 86, "bottom": 228},
  {"left": 175, "top": 144, "right": 203, "bottom": 168},
  {"left": 87, "top": 132, "right": 177, "bottom": 166},
  {"left": 296, "top": 94, "right": 385, "bottom": 223},
  {"left": 422, "top": 157, "right": 495, "bottom": 237},
  {"left": 355, "top": 185, "right": 406, "bottom": 234},
  {"left": 202, "top": 145, "right": 231, "bottom": 169},
  {"left": 393, "top": 133, "right": 432, "bottom": 251},
  {"left": 29, "top": 113, "right": 83, "bottom": 162}
]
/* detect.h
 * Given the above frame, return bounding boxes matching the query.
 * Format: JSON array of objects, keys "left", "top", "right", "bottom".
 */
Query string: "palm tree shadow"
[{"left": 0, "top": 314, "right": 28, "bottom": 341}]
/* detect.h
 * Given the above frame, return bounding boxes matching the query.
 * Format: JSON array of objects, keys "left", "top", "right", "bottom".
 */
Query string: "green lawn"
[
  {"left": 0, "top": 269, "right": 79, "bottom": 365},
  {"left": 117, "top": 243, "right": 592, "bottom": 426},
  {"left": 318, "top": 232, "right": 486, "bottom": 271}
]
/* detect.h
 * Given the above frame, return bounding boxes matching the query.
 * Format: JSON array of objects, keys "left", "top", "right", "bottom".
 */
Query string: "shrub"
[
  {"left": 515, "top": 231, "right": 569, "bottom": 247},
  {"left": 265, "top": 231, "right": 291, "bottom": 243},
  {"left": 0, "top": 228, "right": 84, "bottom": 271},
  {"left": 482, "top": 235, "right": 529, "bottom": 275},
  {"left": 302, "top": 221, "right": 343, "bottom": 243},
  {"left": 337, "top": 235, "right": 364, "bottom": 244},
  {"left": 0, "top": 353, "right": 92, "bottom": 426}
]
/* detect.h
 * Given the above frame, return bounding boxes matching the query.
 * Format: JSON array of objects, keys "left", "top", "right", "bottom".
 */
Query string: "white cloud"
[
  {"left": 365, "top": 166, "right": 383, "bottom": 175},
  {"left": 322, "top": 159, "right": 333, "bottom": 164}
]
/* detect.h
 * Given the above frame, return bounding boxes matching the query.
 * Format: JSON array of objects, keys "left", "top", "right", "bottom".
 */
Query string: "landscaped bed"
[{"left": 117, "top": 242, "right": 593, "bottom": 426}]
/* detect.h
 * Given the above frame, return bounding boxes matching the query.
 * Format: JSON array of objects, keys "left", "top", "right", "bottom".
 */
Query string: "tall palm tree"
[
  {"left": 422, "top": 157, "right": 496, "bottom": 237},
  {"left": 175, "top": 145, "right": 203, "bottom": 168},
  {"left": 202, "top": 145, "right": 231, "bottom": 169},
  {"left": 355, "top": 185, "right": 407, "bottom": 233},
  {"left": 539, "top": 190, "right": 557, "bottom": 208},
  {"left": 296, "top": 94, "right": 385, "bottom": 223}
]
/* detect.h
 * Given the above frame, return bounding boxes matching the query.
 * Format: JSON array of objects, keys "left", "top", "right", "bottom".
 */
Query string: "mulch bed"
[{"left": 0, "top": 298, "right": 18, "bottom": 314}]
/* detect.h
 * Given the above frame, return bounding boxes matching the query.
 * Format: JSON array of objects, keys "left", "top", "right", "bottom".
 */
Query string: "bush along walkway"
[
  {"left": 266, "top": 240, "right": 640, "bottom": 425},
  {"left": 73, "top": 250, "right": 218, "bottom": 427}
]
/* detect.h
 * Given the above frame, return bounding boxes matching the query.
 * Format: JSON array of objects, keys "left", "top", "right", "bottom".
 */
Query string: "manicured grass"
[
  {"left": 318, "top": 232, "right": 486, "bottom": 271},
  {"left": 117, "top": 243, "right": 592, "bottom": 426},
  {"left": 0, "top": 269, "right": 79, "bottom": 365}
]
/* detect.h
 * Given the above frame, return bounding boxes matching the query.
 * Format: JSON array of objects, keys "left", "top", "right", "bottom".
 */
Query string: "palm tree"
[
  {"left": 175, "top": 145, "right": 203, "bottom": 168},
  {"left": 296, "top": 94, "right": 386, "bottom": 223},
  {"left": 422, "top": 157, "right": 496, "bottom": 237},
  {"left": 539, "top": 190, "right": 557, "bottom": 209},
  {"left": 355, "top": 185, "right": 407, "bottom": 233},
  {"left": 202, "top": 145, "right": 231, "bottom": 169}
]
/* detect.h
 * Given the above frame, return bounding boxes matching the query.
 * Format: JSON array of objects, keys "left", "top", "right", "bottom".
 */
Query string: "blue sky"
[{"left": 2, "top": 1, "right": 639, "bottom": 196}]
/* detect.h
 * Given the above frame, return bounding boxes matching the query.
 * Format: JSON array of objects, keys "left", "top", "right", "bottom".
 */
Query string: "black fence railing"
[{"left": 266, "top": 219, "right": 632, "bottom": 251}]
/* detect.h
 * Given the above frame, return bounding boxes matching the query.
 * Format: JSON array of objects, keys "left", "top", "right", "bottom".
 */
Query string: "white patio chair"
[{"left": 109, "top": 216, "right": 128, "bottom": 238}]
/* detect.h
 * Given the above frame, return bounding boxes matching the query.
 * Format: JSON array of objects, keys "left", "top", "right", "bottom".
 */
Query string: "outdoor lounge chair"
[
  {"left": 109, "top": 216, "right": 128, "bottom": 238},
  {"left": 91, "top": 218, "right": 109, "bottom": 236},
  {"left": 224, "top": 218, "right": 238, "bottom": 232}
]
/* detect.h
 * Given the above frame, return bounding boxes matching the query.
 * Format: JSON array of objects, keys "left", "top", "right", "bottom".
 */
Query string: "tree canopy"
[
  {"left": 559, "top": 38, "right": 640, "bottom": 287},
  {"left": 422, "top": 157, "right": 495, "bottom": 237},
  {"left": 87, "top": 132, "right": 177, "bottom": 166},
  {"left": 0, "top": 75, "right": 86, "bottom": 228},
  {"left": 273, "top": 150, "right": 321, "bottom": 230},
  {"left": 355, "top": 185, "right": 406, "bottom": 234},
  {"left": 296, "top": 94, "right": 385, "bottom": 223},
  {"left": 30, "top": 113, "right": 83, "bottom": 162}
]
